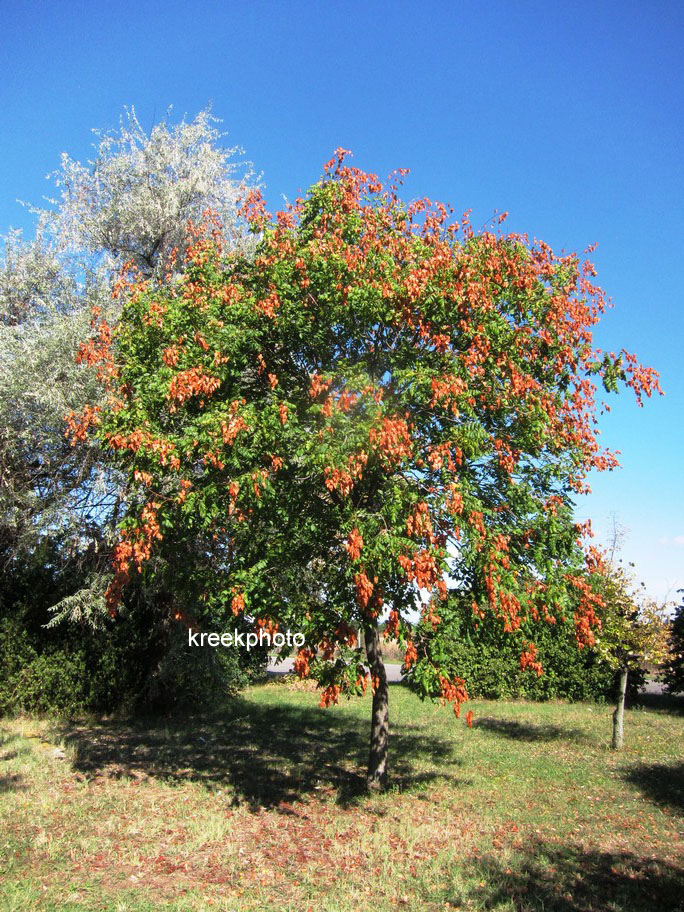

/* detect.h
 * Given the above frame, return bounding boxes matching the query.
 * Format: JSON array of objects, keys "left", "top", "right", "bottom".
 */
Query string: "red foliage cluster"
[
  {"left": 221, "top": 401, "right": 250, "bottom": 446},
  {"left": 105, "top": 501, "right": 163, "bottom": 615},
  {"left": 65, "top": 404, "right": 101, "bottom": 443},
  {"left": 439, "top": 675, "right": 470, "bottom": 719},
  {"left": 323, "top": 452, "right": 368, "bottom": 497},
  {"left": 257, "top": 291, "right": 280, "bottom": 320},
  {"left": 355, "top": 571, "right": 383, "bottom": 618},
  {"left": 406, "top": 501, "right": 434, "bottom": 542},
  {"left": 319, "top": 684, "right": 342, "bottom": 708},
  {"left": 168, "top": 367, "right": 221, "bottom": 407},
  {"left": 519, "top": 641, "right": 544, "bottom": 677},
  {"left": 335, "top": 622, "right": 358, "bottom": 648},
  {"left": 384, "top": 609, "right": 400, "bottom": 640},
  {"left": 184, "top": 211, "right": 225, "bottom": 266},
  {"left": 238, "top": 188, "right": 270, "bottom": 232},
  {"left": 368, "top": 416, "right": 413, "bottom": 467},
  {"left": 345, "top": 528, "right": 364, "bottom": 561},
  {"left": 398, "top": 549, "right": 441, "bottom": 593},
  {"left": 76, "top": 308, "right": 119, "bottom": 387},
  {"left": 294, "top": 647, "right": 314, "bottom": 678},
  {"left": 231, "top": 591, "right": 246, "bottom": 616},
  {"left": 309, "top": 372, "right": 333, "bottom": 398},
  {"left": 403, "top": 640, "right": 418, "bottom": 670}
]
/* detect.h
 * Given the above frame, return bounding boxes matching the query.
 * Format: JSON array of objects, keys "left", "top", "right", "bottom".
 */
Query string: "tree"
[
  {"left": 590, "top": 560, "right": 672, "bottom": 749},
  {"left": 41, "top": 106, "right": 255, "bottom": 280},
  {"left": 73, "top": 150, "right": 661, "bottom": 786},
  {"left": 0, "top": 107, "right": 255, "bottom": 619}
]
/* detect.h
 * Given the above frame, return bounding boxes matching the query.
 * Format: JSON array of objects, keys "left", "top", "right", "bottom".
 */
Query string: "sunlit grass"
[{"left": 1, "top": 683, "right": 682, "bottom": 910}]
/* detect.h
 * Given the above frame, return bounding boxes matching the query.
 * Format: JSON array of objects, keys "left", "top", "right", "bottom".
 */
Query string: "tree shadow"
[
  {"left": 0, "top": 728, "right": 20, "bottom": 750},
  {"left": 474, "top": 717, "right": 592, "bottom": 744},
  {"left": 53, "top": 691, "right": 459, "bottom": 809},
  {"left": 447, "top": 840, "right": 684, "bottom": 911},
  {"left": 634, "top": 691, "right": 684, "bottom": 716},
  {"left": 622, "top": 762, "right": 684, "bottom": 815},
  {"left": 0, "top": 772, "right": 25, "bottom": 793},
  {"left": 0, "top": 729, "right": 24, "bottom": 785}
]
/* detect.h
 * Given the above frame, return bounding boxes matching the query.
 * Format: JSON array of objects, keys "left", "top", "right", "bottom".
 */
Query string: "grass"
[{"left": 1, "top": 682, "right": 683, "bottom": 911}]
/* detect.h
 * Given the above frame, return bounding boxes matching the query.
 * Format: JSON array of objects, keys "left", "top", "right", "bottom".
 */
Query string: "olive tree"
[{"left": 0, "top": 107, "right": 256, "bottom": 623}]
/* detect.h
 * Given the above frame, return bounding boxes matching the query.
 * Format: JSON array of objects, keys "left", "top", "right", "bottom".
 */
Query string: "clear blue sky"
[{"left": 1, "top": 0, "right": 682, "bottom": 602}]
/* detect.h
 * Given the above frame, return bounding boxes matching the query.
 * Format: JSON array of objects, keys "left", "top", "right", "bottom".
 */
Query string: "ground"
[{"left": 1, "top": 681, "right": 683, "bottom": 911}]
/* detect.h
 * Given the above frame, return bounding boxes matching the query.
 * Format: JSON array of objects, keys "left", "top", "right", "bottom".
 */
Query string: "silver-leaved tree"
[{"left": 0, "top": 107, "right": 256, "bottom": 623}]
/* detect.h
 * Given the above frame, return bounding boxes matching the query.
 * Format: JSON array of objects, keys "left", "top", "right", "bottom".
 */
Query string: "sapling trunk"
[
  {"left": 611, "top": 666, "right": 628, "bottom": 750},
  {"left": 364, "top": 623, "right": 389, "bottom": 789}
]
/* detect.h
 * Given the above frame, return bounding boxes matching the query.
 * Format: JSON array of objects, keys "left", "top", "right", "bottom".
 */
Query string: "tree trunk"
[
  {"left": 611, "top": 666, "right": 628, "bottom": 750},
  {"left": 364, "top": 623, "right": 389, "bottom": 790}
]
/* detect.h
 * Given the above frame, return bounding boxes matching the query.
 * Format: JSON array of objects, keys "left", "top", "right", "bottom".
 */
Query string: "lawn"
[{"left": 1, "top": 680, "right": 683, "bottom": 911}]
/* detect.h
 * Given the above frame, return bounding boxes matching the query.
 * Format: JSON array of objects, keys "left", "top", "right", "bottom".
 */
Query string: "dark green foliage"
[
  {"left": 0, "top": 604, "right": 267, "bottom": 719},
  {"left": 662, "top": 596, "right": 684, "bottom": 694},
  {"left": 0, "top": 625, "right": 89, "bottom": 717},
  {"left": 0, "top": 541, "right": 267, "bottom": 718},
  {"left": 409, "top": 593, "right": 642, "bottom": 702}
]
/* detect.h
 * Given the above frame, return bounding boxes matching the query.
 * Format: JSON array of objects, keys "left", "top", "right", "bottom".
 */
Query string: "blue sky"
[{"left": 1, "top": 0, "right": 682, "bottom": 603}]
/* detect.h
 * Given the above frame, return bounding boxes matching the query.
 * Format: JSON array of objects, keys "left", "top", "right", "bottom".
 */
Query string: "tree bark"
[
  {"left": 611, "top": 666, "right": 628, "bottom": 750},
  {"left": 364, "top": 622, "right": 389, "bottom": 790}
]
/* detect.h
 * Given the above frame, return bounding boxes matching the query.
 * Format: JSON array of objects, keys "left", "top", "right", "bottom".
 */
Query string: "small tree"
[
  {"left": 591, "top": 560, "right": 672, "bottom": 749},
  {"left": 0, "top": 107, "right": 261, "bottom": 715},
  {"left": 42, "top": 106, "right": 254, "bottom": 279},
  {"left": 74, "top": 152, "right": 661, "bottom": 786}
]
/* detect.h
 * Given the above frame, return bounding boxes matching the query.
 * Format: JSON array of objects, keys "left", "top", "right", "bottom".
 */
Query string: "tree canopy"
[{"left": 73, "top": 150, "right": 662, "bottom": 785}]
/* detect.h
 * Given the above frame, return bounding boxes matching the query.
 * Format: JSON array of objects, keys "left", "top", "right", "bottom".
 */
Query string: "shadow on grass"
[
  {"left": 447, "top": 840, "right": 684, "bottom": 912},
  {"left": 474, "top": 717, "right": 592, "bottom": 744},
  {"left": 54, "top": 686, "right": 458, "bottom": 809},
  {"left": 0, "top": 773, "right": 25, "bottom": 793},
  {"left": 634, "top": 691, "right": 684, "bottom": 716},
  {"left": 622, "top": 762, "right": 684, "bottom": 815},
  {"left": 0, "top": 728, "right": 20, "bottom": 748},
  {"left": 0, "top": 729, "right": 22, "bottom": 768}
]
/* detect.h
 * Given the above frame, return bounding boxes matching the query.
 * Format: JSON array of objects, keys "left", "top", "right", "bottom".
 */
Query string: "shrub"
[
  {"left": 662, "top": 597, "right": 684, "bottom": 694},
  {"left": 0, "top": 548, "right": 267, "bottom": 718},
  {"left": 410, "top": 593, "right": 643, "bottom": 703}
]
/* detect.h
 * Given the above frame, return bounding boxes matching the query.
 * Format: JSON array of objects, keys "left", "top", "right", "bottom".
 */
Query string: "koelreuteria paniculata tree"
[{"left": 73, "top": 150, "right": 661, "bottom": 784}]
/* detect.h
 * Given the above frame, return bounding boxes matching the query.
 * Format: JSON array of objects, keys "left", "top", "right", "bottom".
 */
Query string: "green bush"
[
  {"left": 409, "top": 594, "right": 643, "bottom": 703},
  {"left": 130, "top": 617, "right": 269, "bottom": 714},
  {"left": 0, "top": 544, "right": 267, "bottom": 718},
  {"left": 662, "top": 597, "right": 684, "bottom": 694},
  {"left": 0, "top": 607, "right": 268, "bottom": 718}
]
